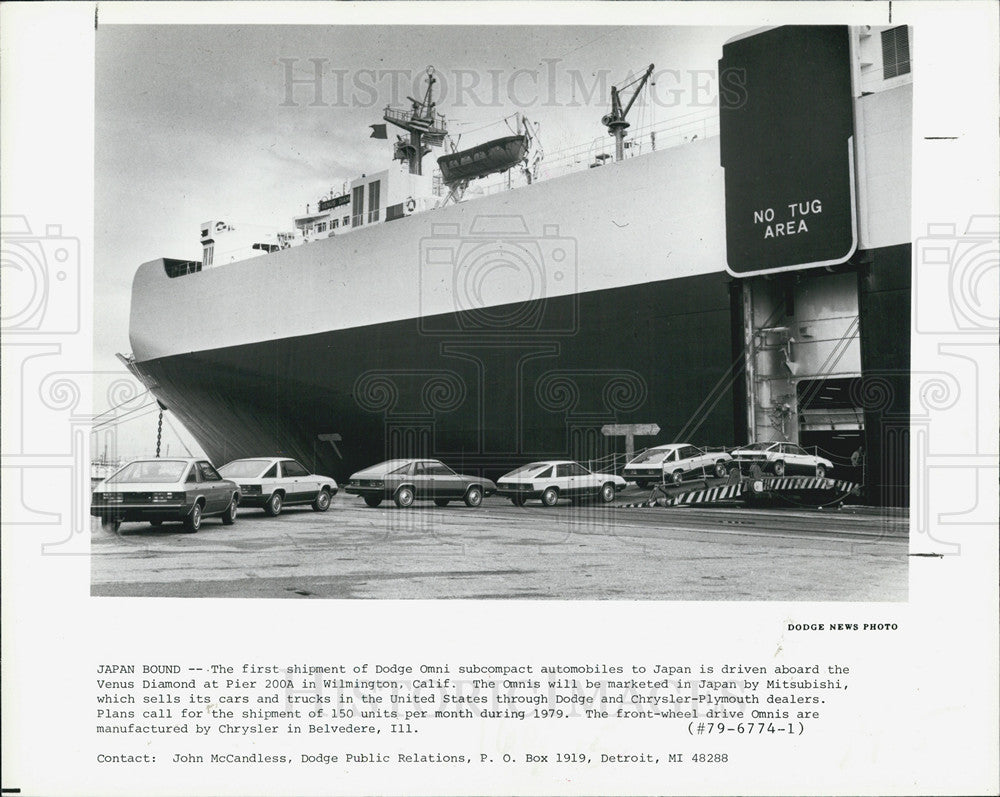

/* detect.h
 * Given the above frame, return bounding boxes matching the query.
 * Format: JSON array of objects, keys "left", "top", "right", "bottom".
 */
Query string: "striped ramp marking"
[
  {"left": 760, "top": 477, "right": 859, "bottom": 493},
  {"left": 664, "top": 483, "right": 745, "bottom": 506},
  {"left": 615, "top": 478, "right": 860, "bottom": 509}
]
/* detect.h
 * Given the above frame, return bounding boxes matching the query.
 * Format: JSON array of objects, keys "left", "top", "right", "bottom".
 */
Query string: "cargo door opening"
[
  {"left": 742, "top": 270, "right": 863, "bottom": 455},
  {"left": 797, "top": 376, "right": 866, "bottom": 482}
]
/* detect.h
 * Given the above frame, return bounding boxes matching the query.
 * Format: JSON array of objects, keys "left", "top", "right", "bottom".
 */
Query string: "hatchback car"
[
  {"left": 219, "top": 457, "right": 338, "bottom": 516},
  {"left": 497, "top": 460, "right": 627, "bottom": 506},
  {"left": 730, "top": 441, "right": 834, "bottom": 477},
  {"left": 623, "top": 443, "right": 734, "bottom": 487},
  {"left": 345, "top": 459, "right": 496, "bottom": 508},
  {"left": 91, "top": 458, "right": 240, "bottom": 533}
]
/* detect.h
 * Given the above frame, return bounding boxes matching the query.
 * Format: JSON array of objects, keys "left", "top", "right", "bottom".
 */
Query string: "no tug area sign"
[{"left": 719, "top": 26, "right": 858, "bottom": 276}]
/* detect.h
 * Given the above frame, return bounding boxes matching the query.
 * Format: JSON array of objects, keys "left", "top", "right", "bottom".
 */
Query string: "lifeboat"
[{"left": 437, "top": 135, "right": 529, "bottom": 185}]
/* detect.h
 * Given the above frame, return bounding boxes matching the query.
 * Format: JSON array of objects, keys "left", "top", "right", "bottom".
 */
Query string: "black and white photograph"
[
  {"left": 89, "top": 22, "right": 912, "bottom": 601},
  {"left": 2, "top": 2, "right": 997, "bottom": 796}
]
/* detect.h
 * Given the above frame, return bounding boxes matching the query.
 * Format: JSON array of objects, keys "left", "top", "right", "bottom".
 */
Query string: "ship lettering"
[{"left": 764, "top": 219, "right": 809, "bottom": 238}]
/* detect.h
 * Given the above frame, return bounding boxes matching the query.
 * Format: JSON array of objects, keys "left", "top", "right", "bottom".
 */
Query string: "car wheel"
[
  {"left": 772, "top": 460, "right": 786, "bottom": 477},
  {"left": 816, "top": 464, "right": 826, "bottom": 479},
  {"left": 434, "top": 498, "right": 450, "bottom": 507},
  {"left": 221, "top": 495, "right": 238, "bottom": 525},
  {"left": 183, "top": 503, "right": 203, "bottom": 533},
  {"left": 635, "top": 480, "right": 649, "bottom": 490},
  {"left": 599, "top": 482, "right": 616, "bottom": 503},
  {"left": 101, "top": 518, "right": 121, "bottom": 534},
  {"left": 312, "top": 489, "right": 331, "bottom": 512},
  {"left": 363, "top": 495, "right": 383, "bottom": 508},
  {"left": 540, "top": 487, "right": 559, "bottom": 507},
  {"left": 463, "top": 485, "right": 484, "bottom": 508},
  {"left": 264, "top": 492, "right": 283, "bottom": 517},
  {"left": 671, "top": 469, "right": 684, "bottom": 486},
  {"left": 714, "top": 461, "right": 729, "bottom": 478},
  {"left": 510, "top": 495, "right": 527, "bottom": 507},
  {"left": 394, "top": 486, "right": 415, "bottom": 508}
]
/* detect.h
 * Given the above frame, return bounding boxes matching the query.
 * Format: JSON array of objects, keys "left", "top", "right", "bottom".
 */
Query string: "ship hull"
[{"left": 132, "top": 270, "right": 739, "bottom": 481}]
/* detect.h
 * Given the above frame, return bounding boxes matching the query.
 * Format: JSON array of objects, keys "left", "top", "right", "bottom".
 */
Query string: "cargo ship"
[{"left": 125, "top": 26, "right": 913, "bottom": 504}]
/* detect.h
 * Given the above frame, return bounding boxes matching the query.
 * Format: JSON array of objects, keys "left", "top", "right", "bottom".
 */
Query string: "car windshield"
[
  {"left": 108, "top": 460, "right": 188, "bottom": 483},
  {"left": 504, "top": 463, "right": 550, "bottom": 477},
  {"left": 629, "top": 448, "right": 674, "bottom": 465},
  {"left": 740, "top": 442, "right": 775, "bottom": 451},
  {"left": 219, "top": 460, "right": 271, "bottom": 478}
]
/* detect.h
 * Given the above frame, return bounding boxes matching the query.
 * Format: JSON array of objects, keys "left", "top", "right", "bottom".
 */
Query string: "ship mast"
[
  {"left": 383, "top": 67, "right": 448, "bottom": 175},
  {"left": 602, "top": 63, "right": 654, "bottom": 162}
]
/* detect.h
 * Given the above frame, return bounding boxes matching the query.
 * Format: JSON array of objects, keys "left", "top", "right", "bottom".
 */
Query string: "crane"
[{"left": 602, "top": 63, "right": 654, "bottom": 162}]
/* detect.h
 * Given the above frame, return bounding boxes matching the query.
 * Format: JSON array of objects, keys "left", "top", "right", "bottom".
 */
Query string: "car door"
[
  {"left": 410, "top": 462, "right": 432, "bottom": 498},
  {"left": 786, "top": 444, "right": 810, "bottom": 474},
  {"left": 678, "top": 446, "right": 697, "bottom": 474},
  {"left": 569, "top": 462, "right": 597, "bottom": 496},
  {"left": 425, "top": 461, "right": 464, "bottom": 498},
  {"left": 553, "top": 464, "right": 574, "bottom": 495},
  {"left": 574, "top": 463, "right": 597, "bottom": 495},
  {"left": 197, "top": 461, "right": 226, "bottom": 511},
  {"left": 275, "top": 461, "right": 296, "bottom": 502},
  {"left": 282, "top": 459, "right": 317, "bottom": 503}
]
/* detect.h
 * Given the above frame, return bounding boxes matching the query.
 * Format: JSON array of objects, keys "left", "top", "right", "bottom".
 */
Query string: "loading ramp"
[{"left": 617, "top": 474, "right": 860, "bottom": 509}]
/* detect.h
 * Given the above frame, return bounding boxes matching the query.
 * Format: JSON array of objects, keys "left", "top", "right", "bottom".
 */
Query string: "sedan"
[
  {"left": 730, "top": 441, "right": 834, "bottom": 477},
  {"left": 623, "top": 443, "right": 735, "bottom": 487},
  {"left": 497, "top": 460, "right": 626, "bottom": 506},
  {"left": 219, "top": 457, "right": 338, "bottom": 516},
  {"left": 345, "top": 459, "right": 496, "bottom": 508},
  {"left": 90, "top": 458, "right": 240, "bottom": 533}
]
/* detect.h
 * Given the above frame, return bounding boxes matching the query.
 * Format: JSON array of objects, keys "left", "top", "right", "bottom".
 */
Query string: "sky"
[{"left": 94, "top": 23, "right": 749, "bottom": 459}]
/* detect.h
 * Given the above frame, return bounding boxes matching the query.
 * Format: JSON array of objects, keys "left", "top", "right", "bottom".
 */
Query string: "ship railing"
[
  {"left": 583, "top": 451, "right": 633, "bottom": 475},
  {"left": 432, "top": 107, "right": 719, "bottom": 199},
  {"left": 383, "top": 106, "right": 447, "bottom": 138}
]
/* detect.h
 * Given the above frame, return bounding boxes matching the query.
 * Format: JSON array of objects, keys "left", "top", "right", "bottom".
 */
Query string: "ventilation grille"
[{"left": 881, "top": 26, "right": 911, "bottom": 79}]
